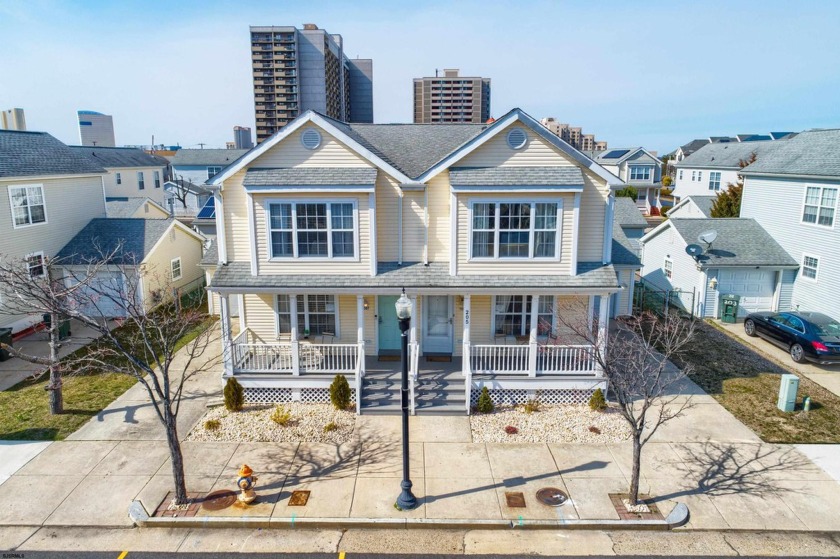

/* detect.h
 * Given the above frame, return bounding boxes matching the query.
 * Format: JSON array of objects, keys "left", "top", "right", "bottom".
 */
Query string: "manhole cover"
[
  {"left": 201, "top": 490, "right": 237, "bottom": 511},
  {"left": 536, "top": 487, "right": 568, "bottom": 507},
  {"left": 289, "top": 490, "right": 311, "bottom": 506},
  {"left": 504, "top": 491, "right": 526, "bottom": 508}
]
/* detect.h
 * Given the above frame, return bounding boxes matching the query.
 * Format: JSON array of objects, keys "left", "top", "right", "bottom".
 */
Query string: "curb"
[{"left": 128, "top": 500, "right": 689, "bottom": 531}]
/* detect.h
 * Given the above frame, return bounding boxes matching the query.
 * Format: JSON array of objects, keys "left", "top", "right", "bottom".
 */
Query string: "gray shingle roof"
[
  {"left": 667, "top": 218, "right": 797, "bottom": 268},
  {"left": 210, "top": 261, "right": 619, "bottom": 291},
  {"left": 740, "top": 129, "right": 840, "bottom": 177},
  {"left": 168, "top": 149, "right": 249, "bottom": 166},
  {"left": 68, "top": 146, "right": 166, "bottom": 169},
  {"left": 676, "top": 140, "right": 785, "bottom": 169},
  {"left": 449, "top": 166, "right": 584, "bottom": 186},
  {"left": 684, "top": 195, "right": 717, "bottom": 217},
  {"left": 613, "top": 197, "right": 648, "bottom": 228},
  {"left": 678, "top": 139, "right": 711, "bottom": 157},
  {"left": 0, "top": 130, "right": 107, "bottom": 179},
  {"left": 200, "top": 239, "right": 217, "bottom": 267},
  {"left": 243, "top": 167, "right": 377, "bottom": 187},
  {"left": 56, "top": 218, "right": 175, "bottom": 265},
  {"left": 105, "top": 197, "right": 162, "bottom": 218}
]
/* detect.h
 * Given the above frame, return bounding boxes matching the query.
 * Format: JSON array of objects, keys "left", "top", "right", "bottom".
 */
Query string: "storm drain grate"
[
  {"left": 536, "top": 487, "right": 568, "bottom": 507},
  {"left": 289, "top": 490, "right": 311, "bottom": 506},
  {"left": 504, "top": 491, "right": 526, "bottom": 508}
]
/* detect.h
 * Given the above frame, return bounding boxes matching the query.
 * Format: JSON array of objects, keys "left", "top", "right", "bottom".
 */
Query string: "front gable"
[
  {"left": 457, "top": 124, "right": 579, "bottom": 168},
  {"left": 249, "top": 124, "right": 373, "bottom": 169}
]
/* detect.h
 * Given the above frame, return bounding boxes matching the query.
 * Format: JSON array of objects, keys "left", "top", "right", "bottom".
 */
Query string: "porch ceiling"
[{"left": 209, "top": 261, "right": 621, "bottom": 294}]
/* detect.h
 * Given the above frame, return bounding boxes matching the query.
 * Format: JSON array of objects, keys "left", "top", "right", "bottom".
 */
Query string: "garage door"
[
  {"left": 717, "top": 269, "right": 775, "bottom": 316},
  {"left": 68, "top": 272, "right": 127, "bottom": 318}
]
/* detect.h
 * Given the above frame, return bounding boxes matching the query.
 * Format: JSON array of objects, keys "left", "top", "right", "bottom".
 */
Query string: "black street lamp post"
[{"left": 394, "top": 288, "right": 418, "bottom": 511}]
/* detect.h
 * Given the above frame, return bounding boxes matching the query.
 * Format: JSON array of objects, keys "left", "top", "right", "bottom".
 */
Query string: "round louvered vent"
[
  {"left": 506, "top": 127, "right": 527, "bottom": 149},
  {"left": 300, "top": 128, "right": 322, "bottom": 150}
]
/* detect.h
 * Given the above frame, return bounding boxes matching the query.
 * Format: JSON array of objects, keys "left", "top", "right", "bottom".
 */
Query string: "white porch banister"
[
  {"left": 469, "top": 343, "right": 597, "bottom": 376},
  {"left": 230, "top": 329, "right": 360, "bottom": 375}
]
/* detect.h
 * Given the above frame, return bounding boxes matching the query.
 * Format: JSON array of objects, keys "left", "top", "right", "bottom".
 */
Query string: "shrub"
[
  {"left": 323, "top": 421, "right": 338, "bottom": 433},
  {"left": 204, "top": 419, "right": 221, "bottom": 431},
  {"left": 589, "top": 388, "right": 607, "bottom": 412},
  {"left": 589, "top": 425, "right": 601, "bottom": 435},
  {"left": 505, "top": 425, "right": 518, "bottom": 435},
  {"left": 330, "top": 374, "right": 352, "bottom": 410},
  {"left": 271, "top": 405, "right": 292, "bottom": 426},
  {"left": 661, "top": 176, "right": 673, "bottom": 187},
  {"left": 476, "top": 386, "right": 494, "bottom": 414},
  {"left": 616, "top": 186, "right": 638, "bottom": 201},
  {"left": 223, "top": 377, "right": 244, "bottom": 412},
  {"left": 523, "top": 399, "right": 541, "bottom": 414}
]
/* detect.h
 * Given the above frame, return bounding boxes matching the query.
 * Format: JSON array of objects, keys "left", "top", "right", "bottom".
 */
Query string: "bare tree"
[{"left": 548, "top": 309, "right": 696, "bottom": 505}]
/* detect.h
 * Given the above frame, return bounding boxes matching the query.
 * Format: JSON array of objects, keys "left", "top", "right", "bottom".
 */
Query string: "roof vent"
[
  {"left": 300, "top": 128, "right": 322, "bottom": 150},
  {"left": 506, "top": 127, "right": 527, "bottom": 150}
]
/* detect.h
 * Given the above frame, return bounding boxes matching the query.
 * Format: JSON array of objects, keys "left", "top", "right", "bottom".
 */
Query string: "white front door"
[{"left": 424, "top": 295, "right": 453, "bottom": 354}]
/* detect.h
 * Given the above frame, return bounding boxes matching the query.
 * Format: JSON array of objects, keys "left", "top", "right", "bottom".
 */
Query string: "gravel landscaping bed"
[
  {"left": 470, "top": 404, "right": 631, "bottom": 443},
  {"left": 187, "top": 403, "right": 356, "bottom": 443}
]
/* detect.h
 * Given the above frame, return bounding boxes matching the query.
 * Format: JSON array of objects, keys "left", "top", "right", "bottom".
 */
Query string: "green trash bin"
[
  {"left": 0, "top": 328, "right": 11, "bottom": 361},
  {"left": 720, "top": 294, "right": 741, "bottom": 324},
  {"left": 42, "top": 314, "right": 71, "bottom": 340}
]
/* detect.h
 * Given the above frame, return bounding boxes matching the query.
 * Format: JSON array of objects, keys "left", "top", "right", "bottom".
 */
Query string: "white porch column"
[
  {"left": 462, "top": 294, "right": 471, "bottom": 376},
  {"left": 290, "top": 293, "right": 300, "bottom": 376},
  {"left": 357, "top": 295, "right": 366, "bottom": 376},
  {"left": 597, "top": 293, "right": 610, "bottom": 375},
  {"left": 219, "top": 294, "right": 233, "bottom": 376},
  {"left": 409, "top": 294, "right": 418, "bottom": 346},
  {"left": 529, "top": 294, "right": 539, "bottom": 377}
]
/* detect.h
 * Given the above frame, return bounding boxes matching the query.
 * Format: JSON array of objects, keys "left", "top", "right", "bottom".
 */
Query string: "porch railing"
[
  {"left": 537, "top": 345, "right": 597, "bottom": 374},
  {"left": 231, "top": 329, "right": 359, "bottom": 375},
  {"left": 469, "top": 343, "right": 597, "bottom": 375},
  {"left": 470, "top": 344, "right": 530, "bottom": 375}
]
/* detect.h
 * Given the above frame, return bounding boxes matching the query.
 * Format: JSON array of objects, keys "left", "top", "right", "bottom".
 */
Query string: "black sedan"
[{"left": 744, "top": 311, "right": 840, "bottom": 365}]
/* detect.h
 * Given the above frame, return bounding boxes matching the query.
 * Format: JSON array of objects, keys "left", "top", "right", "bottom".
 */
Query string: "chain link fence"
[{"left": 633, "top": 277, "right": 696, "bottom": 319}]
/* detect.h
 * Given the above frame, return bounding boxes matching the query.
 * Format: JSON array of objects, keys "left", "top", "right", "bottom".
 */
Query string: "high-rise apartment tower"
[
  {"left": 250, "top": 24, "right": 373, "bottom": 143},
  {"left": 413, "top": 69, "right": 491, "bottom": 124},
  {"left": 234, "top": 126, "right": 254, "bottom": 149},
  {"left": 77, "top": 110, "right": 115, "bottom": 147}
]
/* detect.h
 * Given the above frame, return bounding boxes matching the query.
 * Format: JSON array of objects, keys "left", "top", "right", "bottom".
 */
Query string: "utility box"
[
  {"left": 777, "top": 374, "right": 799, "bottom": 412},
  {"left": 720, "top": 293, "right": 741, "bottom": 324},
  {"left": 0, "top": 328, "right": 11, "bottom": 361}
]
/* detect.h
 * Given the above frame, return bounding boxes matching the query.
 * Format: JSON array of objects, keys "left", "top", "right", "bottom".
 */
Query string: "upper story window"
[
  {"left": 171, "top": 257, "right": 182, "bottom": 281},
  {"left": 709, "top": 171, "right": 721, "bottom": 191},
  {"left": 691, "top": 171, "right": 696, "bottom": 181},
  {"left": 629, "top": 165, "right": 652, "bottom": 181},
  {"left": 802, "top": 186, "right": 837, "bottom": 227},
  {"left": 698, "top": 171, "right": 703, "bottom": 182},
  {"left": 207, "top": 166, "right": 223, "bottom": 179},
  {"left": 116, "top": 172, "right": 122, "bottom": 185},
  {"left": 267, "top": 200, "right": 356, "bottom": 260},
  {"left": 137, "top": 171, "right": 145, "bottom": 190},
  {"left": 664, "top": 258, "right": 673, "bottom": 279},
  {"left": 9, "top": 185, "right": 46, "bottom": 228},
  {"left": 493, "top": 295, "right": 555, "bottom": 336},
  {"left": 27, "top": 252, "right": 45, "bottom": 278},
  {"left": 154, "top": 171, "right": 161, "bottom": 189},
  {"left": 470, "top": 201, "right": 561, "bottom": 260},
  {"left": 802, "top": 254, "right": 819, "bottom": 280},
  {"left": 678, "top": 170, "right": 683, "bottom": 180}
]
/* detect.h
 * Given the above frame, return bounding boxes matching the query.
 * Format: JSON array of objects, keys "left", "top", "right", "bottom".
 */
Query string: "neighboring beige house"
[
  {"left": 55, "top": 218, "right": 205, "bottom": 317},
  {"left": 69, "top": 145, "right": 169, "bottom": 207},
  {"left": 204, "top": 108, "right": 627, "bottom": 413},
  {"left": 0, "top": 130, "right": 108, "bottom": 334}
]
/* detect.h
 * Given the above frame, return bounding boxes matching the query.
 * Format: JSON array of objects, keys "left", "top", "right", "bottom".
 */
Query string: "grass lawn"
[
  {"left": 0, "top": 307, "right": 216, "bottom": 441},
  {"left": 672, "top": 320, "right": 840, "bottom": 444}
]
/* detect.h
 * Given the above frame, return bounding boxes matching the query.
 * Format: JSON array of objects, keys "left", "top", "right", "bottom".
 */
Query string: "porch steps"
[
  {"left": 414, "top": 374, "right": 468, "bottom": 415},
  {"left": 359, "top": 371, "right": 401, "bottom": 414}
]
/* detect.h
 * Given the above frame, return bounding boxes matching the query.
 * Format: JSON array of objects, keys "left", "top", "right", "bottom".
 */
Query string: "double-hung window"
[
  {"left": 9, "top": 185, "right": 46, "bottom": 227},
  {"left": 802, "top": 186, "right": 837, "bottom": 227},
  {"left": 137, "top": 171, "right": 145, "bottom": 190},
  {"left": 267, "top": 201, "right": 356, "bottom": 259},
  {"left": 207, "top": 166, "right": 222, "bottom": 179},
  {"left": 116, "top": 172, "right": 122, "bottom": 185},
  {"left": 691, "top": 171, "right": 696, "bottom": 181},
  {"left": 664, "top": 258, "right": 673, "bottom": 279},
  {"left": 171, "top": 257, "right": 182, "bottom": 281},
  {"left": 629, "top": 166, "right": 651, "bottom": 181},
  {"left": 470, "top": 201, "right": 560, "bottom": 259},
  {"left": 678, "top": 170, "right": 683, "bottom": 180},
  {"left": 27, "top": 252, "right": 45, "bottom": 278},
  {"left": 802, "top": 254, "right": 819, "bottom": 280},
  {"left": 708, "top": 172, "right": 721, "bottom": 191},
  {"left": 154, "top": 171, "right": 161, "bottom": 188},
  {"left": 493, "top": 295, "right": 555, "bottom": 336},
  {"left": 276, "top": 294, "right": 337, "bottom": 335}
]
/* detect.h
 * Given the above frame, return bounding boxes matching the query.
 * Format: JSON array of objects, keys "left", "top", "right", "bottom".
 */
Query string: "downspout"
[
  {"left": 398, "top": 193, "right": 403, "bottom": 265},
  {"left": 424, "top": 186, "right": 429, "bottom": 265},
  {"left": 602, "top": 191, "right": 615, "bottom": 264}
]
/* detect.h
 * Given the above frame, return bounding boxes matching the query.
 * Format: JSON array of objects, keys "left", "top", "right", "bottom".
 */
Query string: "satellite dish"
[
  {"left": 698, "top": 230, "right": 718, "bottom": 246},
  {"left": 685, "top": 244, "right": 703, "bottom": 258}
]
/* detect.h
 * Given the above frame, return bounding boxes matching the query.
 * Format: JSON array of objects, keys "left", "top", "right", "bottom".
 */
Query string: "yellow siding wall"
[
  {"left": 337, "top": 295, "right": 357, "bottom": 343},
  {"left": 375, "top": 173, "right": 400, "bottom": 261},
  {"left": 427, "top": 174, "right": 450, "bottom": 262},
  {"left": 141, "top": 225, "right": 204, "bottom": 309},
  {"left": 222, "top": 170, "right": 250, "bottom": 262},
  {"left": 242, "top": 294, "right": 276, "bottom": 342},
  {"left": 458, "top": 128, "right": 577, "bottom": 168},
  {"left": 402, "top": 191, "right": 425, "bottom": 262},
  {"left": 134, "top": 201, "right": 170, "bottom": 219},
  {"left": 250, "top": 126, "right": 372, "bottom": 168},
  {"left": 363, "top": 298, "right": 377, "bottom": 354},
  {"left": 579, "top": 175, "right": 609, "bottom": 262}
]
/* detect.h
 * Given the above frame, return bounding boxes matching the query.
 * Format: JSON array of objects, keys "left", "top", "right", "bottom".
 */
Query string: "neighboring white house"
[
  {"left": 640, "top": 218, "right": 798, "bottom": 318},
  {"left": 163, "top": 179, "right": 212, "bottom": 218},
  {"left": 167, "top": 148, "right": 248, "bottom": 185},
  {"left": 666, "top": 195, "right": 716, "bottom": 219},
  {"left": 586, "top": 147, "right": 661, "bottom": 214},
  {"left": 0, "top": 130, "right": 107, "bottom": 334},
  {"left": 68, "top": 145, "right": 170, "bottom": 207},
  {"left": 739, "top": 128, "right": 840, "bottom": 316}
]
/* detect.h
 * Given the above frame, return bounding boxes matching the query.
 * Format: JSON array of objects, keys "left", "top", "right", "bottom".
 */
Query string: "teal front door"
[{"left": 377, "top": 295, "right": 401, "bottom": 352}]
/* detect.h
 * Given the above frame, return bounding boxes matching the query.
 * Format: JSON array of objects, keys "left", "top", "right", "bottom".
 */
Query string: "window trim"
[
  {"left": 137, "top": 171, "right": 145, "bottom": 190},
  {"left": 800, "top": 185, "right": 837, "bottom": 229},
  {"left": 8, "top": 184, "right": 48, "bottom": 229},
  {"left": 263, "top": 198, "right": 360, "bottom": 262},
  {"left": 801, "top": 253, "right": 819, "bottom": 282},
  {"left": 492, "top": 295, "right": 555, "bottom": 337},
  {"left": 664, "top": 257, "right": 673, "bottom": 279},
  {"left": 116, "top": 172, "right": 122, "bottom": 185},
  {"left": 170, "top": 257, "right": 183, "bottom": 281},
  {"left": 467, "top": 198, "right": 563, "bottom": 262},
  {"left": 207, "top": 166, "right": 223, "bottom": 180},
  {"left": 274, "top": 294, "right": 341, "bottom": 338},
  {"left": 154, "top": 170, "right": 161, "bottom": 189},
  {"left": 708, "top": 171, "right": 721, "bottom": 191},
  {"left": 628, "top": 164, "right": 653, "bottom": 182},
  {"left": 26, "top": 251, "right": 46, "bottom": 278}
]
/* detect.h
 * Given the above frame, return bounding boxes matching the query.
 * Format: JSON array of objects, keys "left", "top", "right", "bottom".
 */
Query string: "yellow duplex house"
[{"left": 204, "top": 108, "right": 626, "bottom": 414}]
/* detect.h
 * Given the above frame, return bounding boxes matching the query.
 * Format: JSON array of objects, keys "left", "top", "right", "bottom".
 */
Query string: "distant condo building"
[
  {"left": 250, "top": 24, "right": 374, "bottom": 143},
  {"left": 233, "top": 126, "right": 254, "bottom": 149},
  {"left": 77, "top": 110, "right": 115, "bottom": 147},
  {"left": 414, "top": 69, "right": 491, "bottom": 124},
  {"left": 540, "top": 117, "right": 607, "bottom": 151},
  {"left": 1, "top": 108, "right": 26, "bottom": 131}
]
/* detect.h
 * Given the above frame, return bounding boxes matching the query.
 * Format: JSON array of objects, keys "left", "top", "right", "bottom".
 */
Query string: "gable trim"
[{"left": 142, "top": 220, "right": 206, "bottom": 265}]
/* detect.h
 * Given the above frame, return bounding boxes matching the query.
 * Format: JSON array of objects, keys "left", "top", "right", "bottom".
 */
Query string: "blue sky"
[{"left": 2, "top": 0, "right": 839, "bottom": 153}]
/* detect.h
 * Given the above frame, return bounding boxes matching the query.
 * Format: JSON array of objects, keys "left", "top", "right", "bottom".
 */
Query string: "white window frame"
[
  {"left": 154, "top": 170, "right": 161, "bottom": 189},
  {"left": 170, "top": 257, "right": 182, "bottom": 281},
  {"left": 275, "top": 294, "right": 340, "bottom": 337},
  {"left": 207, "top": 166, "right": 223, "bottom": 179},
  {"left": 800, "top": 185, "right": 837, "bottom": 228},
  {"left": 492, "top": 295, "right": 555, "bottom": 337},
  {"left": 678, "top": 170, "right": 683, "bottom": 180},
  {"left": 8, "top": 184, "right": 48, "bottom": 229},
  {"left": 264, "top": 198, "right": 359, "bottom": 262},
  {"left": 691, "top": 171, "right": 696, "bottom": 182},
  {"left": 137, "top": 171, "right": 145, "bottom": 190},
  {"left": 698, "top": 171, "right": 703, "bottom": 182},
  {"left": 468, "top": 199, "right": 563, "bottom": 262},
  {"left": 664, "top": 257, "right": 673, "bottom": 279},
  {"left": 116, "top": 172, "right": 122, "bottom": 185},
  {"left": 708, "top": 171, "right": 721, "bottom": 191},
  {"left": 629, "top": 165, "right": 653, "bottom": 182},
  {"left": 26, "top": 251, "right": 46, "bottom": 278},
  {"left": 801, "top": 253, "right": 819, "bottom": 282}
]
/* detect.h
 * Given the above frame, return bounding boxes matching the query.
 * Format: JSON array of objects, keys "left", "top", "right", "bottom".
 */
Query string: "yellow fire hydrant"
[{"left": 237, "top": 464, "right": 258, "bottom": 504}]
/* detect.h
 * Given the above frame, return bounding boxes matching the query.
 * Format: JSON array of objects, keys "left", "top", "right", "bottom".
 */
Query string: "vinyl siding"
[
  {"left": 402, "top": 191, "right": 425, "bottom": 262},
  {"left": 674, "top": 168, "right": 739, "bottom": 199},
  {"left": 375, "top": 173, "right": 400, "bottom": 261},
  {"left": 579, "top": 174, "right": 609, "bottom": 261},
  {"left": 103, "top": 166, "right": 167, "bottom": 205},
  {"left": 640, "top": 224, "right": 699, "bottom": 305},
  {"left": 242, "top": 293, "right": 276, "bottom": 342},
  {"left": 458, "top": 128, "right": 578, "bottom": 168},
  {"left": 134, "top": 201, "right": 170, "bottom": 219},
  {"left": 250, "top": 126, "right": 372, "bottom": 168},
  {"left": 141, "top": 225, "right": 204, "bottom": 309},
  {"left": 427, "top": 173, "right": 450, "bottom": 262},
  {"left": 778, "top": 269, "right": 797, "bottom": 311},
  {"left": 222, "top": 169, "right": 250, "bottom": 262},
  {"left": 704, "top": 269, "right": 719, "bottom": 318},
  {"left": 614, "top": 269, "right": 632, "bottom": 317},
  {"left": 741, "top": 175, "right": 840, "bottom": 314},
  {"left": 668, "top": 200, "right": 710, "bottom": 219}
]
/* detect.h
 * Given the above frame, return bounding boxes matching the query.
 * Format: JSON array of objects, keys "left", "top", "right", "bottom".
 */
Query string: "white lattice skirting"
[
  {"left": 470, "top": 388, "right": 596, "bottom": 406},
  {"left": 244, "top": 387, "right": 357, "bottom": 405}
]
